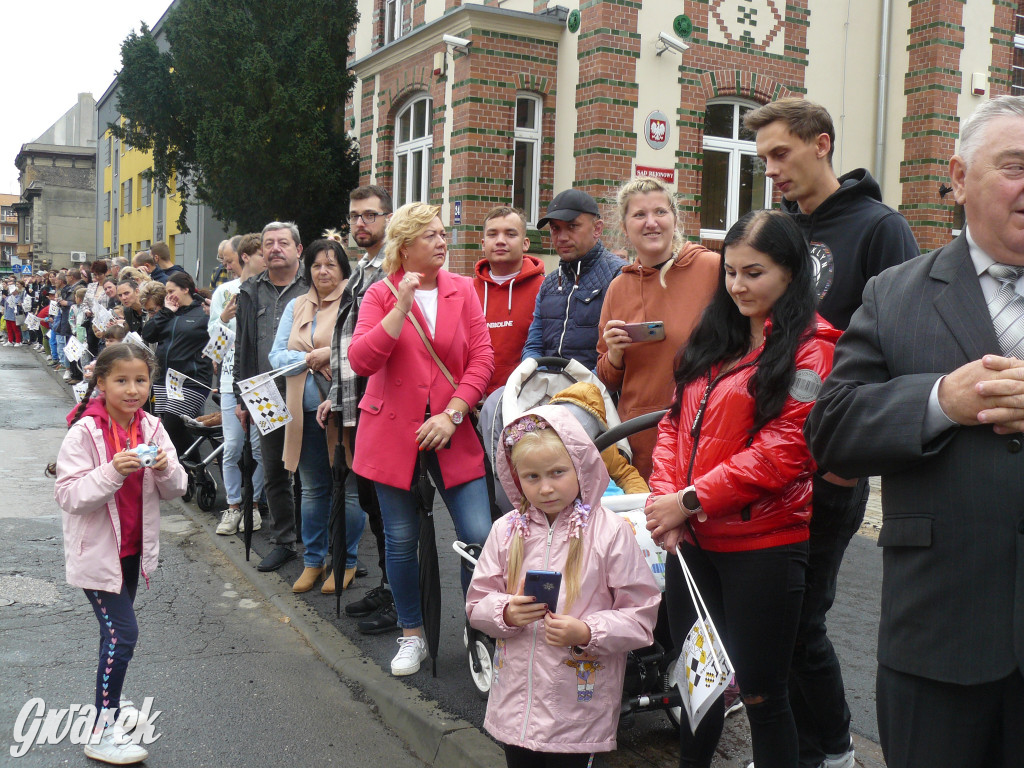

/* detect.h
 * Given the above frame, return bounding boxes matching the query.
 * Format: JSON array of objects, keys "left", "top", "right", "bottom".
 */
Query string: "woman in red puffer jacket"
[{"left": 646, "top": 210, "right": 839, "bottom": 768}]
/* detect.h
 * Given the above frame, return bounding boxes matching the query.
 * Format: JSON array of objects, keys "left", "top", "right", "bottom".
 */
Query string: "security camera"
[
  {"left": 656, "top": 31, "right": 690, "bottom": 56},
  {"left": 443, "top": 34, "right": 471, "bottom": 53}
]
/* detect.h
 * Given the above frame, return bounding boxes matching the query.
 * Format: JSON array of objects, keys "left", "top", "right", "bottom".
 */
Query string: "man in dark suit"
[{"left": 805, "top": 95, "right": 1024, "bottom": 767}]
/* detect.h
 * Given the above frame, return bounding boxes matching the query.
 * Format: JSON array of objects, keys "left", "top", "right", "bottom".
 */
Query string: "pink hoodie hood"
[{"left": 497, "top": 405, "right": 610, "bottom": 518}]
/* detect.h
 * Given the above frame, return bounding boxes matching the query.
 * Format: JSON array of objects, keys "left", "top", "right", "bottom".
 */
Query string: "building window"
[
  {"left": 1, "top": 225, "right": 15, "bottom": 238},
  {"left": 105, "top": 193, "right": 111, "bottom": 222},
  {"left": 123, "top": 179, "right": 133, "bottom": 212},
  {"left": 123, "top": 243, "right": 132, "bottom": 259},
  {"left": 141, "top": 176, "right": 151, "bottom": 207},
  {"left": 113, "top": 144, "right": 119, "bottom": 177},
  {"left": 700, "top": 100, "right": 771, "bottom": 239},
  {"left": 1014, "top": 7, "right": 1024, "bottom": 95},
  {"left": 385, "top": 0, "right": 405, "bottom": 44},
  {"left": 1, "top": 245, "right": 13, "bottom": 259},
  {"left": 513, "top": 94, "right": 543, "bottom": 226},
  {"left": 394, "top": 96, "right": 433, "bottom": 208}
]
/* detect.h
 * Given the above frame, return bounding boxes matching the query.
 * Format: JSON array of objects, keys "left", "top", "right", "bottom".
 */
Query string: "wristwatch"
[
  {"left": 681, "top": 486, "right": 700, "bottom": 513},
  {"left": 443, "top": 408, "right": 464, "bottom": 425}
]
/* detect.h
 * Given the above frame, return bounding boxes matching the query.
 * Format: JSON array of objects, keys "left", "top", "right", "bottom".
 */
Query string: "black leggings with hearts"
[{"left": 83, "top": 555, "right": 140, "bottom": 728}]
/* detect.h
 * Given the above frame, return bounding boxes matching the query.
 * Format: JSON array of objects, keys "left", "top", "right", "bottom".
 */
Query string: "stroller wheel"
[
  {"left": 197, "top": 469, "right": 218, "bottom": 511},
  {"left": 467, "top": 635, "right": 495, "bottom": 700},
  {"left": 663, "top": 658, "right": 682, "bottom": 729},
  {"left": 183, "top": 476, "right": 196, "bottom": 503}
]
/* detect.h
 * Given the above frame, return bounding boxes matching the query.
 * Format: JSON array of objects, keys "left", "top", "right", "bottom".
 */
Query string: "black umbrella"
[
  {"left": 329, "top": 441, "right": 349, "bottom": 617},
  {"left": 240, "top": 425, "right": 255, "bottom": 559},
  {"left": 413, "top": 453, "right": 440, "bottom": 677}
]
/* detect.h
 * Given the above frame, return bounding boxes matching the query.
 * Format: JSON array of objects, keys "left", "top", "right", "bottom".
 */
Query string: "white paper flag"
[
  {"left": 84, "top": 283, "right": 98, "bottom": 303},
  {"left": 63, "top": 336, "right": 85, "bottom": 362},
  {"left": 236, "top": 360, "right": 306, "bottom": 394},
  {"left": 165, "top": 369, "right": 187, "bottom": 401},
  {"left": 670, "top": 551, "right": 735, "bottom": 733},
  {"left": 49, "top": 300, "right": 59, "bottom": 314},
  {"left": 92, "top": 304, "right": 114, "bottom": 330},
  {"left": 24, "top": 314, "right": 40, "bottom": 331},
  {"left": 241, "top": 386, "right": 292, "bottom": 435},
  {"left": 125, "top": 332, "right": 147, "bottom": 349},
  {"left": 21, "top": 294, "right": 31, "bottom": 312},
  {"left": 202, "top": 325, "right": 235, "bottom": 364},
  {"left": 72, "top": 381, "right": 91, "bottom": 403}
]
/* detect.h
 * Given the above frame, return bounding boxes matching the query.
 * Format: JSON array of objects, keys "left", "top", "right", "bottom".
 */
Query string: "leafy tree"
[{"left": 110, "top": 0, "right": 360, "bottom": 241}]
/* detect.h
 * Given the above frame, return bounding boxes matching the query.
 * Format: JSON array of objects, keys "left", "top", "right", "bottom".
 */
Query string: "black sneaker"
[
  {"left": 345, "top": 584, "right": 391, "bottom": 618},
  {"left": 357, "top": 603, "right": 399, "bottom": 635}
]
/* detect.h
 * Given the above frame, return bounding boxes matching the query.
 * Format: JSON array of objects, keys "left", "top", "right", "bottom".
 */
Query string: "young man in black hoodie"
[{"left": 744, "top": 98, "right": 920, "bottom": 768}]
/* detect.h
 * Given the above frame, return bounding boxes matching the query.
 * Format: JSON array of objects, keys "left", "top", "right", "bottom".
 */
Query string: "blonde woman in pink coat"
[
  {"left": 53, "top": 343, "right": 187, "bottom": 765},
  {"left": 350, "top": 202, "right": 494, "bottom": 677}
]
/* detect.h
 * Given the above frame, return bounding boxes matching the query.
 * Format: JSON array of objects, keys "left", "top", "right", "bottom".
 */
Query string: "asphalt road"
[
  {"left": 0, "top": 348, "right": 427, "bottom": 768},
  {"left": 0, "top": 344, "right": 888, "bottom": 768}
]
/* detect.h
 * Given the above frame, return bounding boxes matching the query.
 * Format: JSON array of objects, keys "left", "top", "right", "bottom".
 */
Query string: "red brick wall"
[
  {"left": 899, "top": 0, "right": 966, "bottom": 252},
  {"left": 446, "top": 32, "right": 558, "bottom": 274},
  {"left": 676, "top": 0, "right": 808, "bottom": 251}
]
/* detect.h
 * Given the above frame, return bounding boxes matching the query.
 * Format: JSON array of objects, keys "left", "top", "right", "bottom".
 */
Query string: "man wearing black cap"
[{"left": 522, "top": 188, "right": 626, "bottom": 370}]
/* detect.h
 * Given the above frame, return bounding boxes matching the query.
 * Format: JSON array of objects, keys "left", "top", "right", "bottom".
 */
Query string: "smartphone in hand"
[
  {"left": 621, "top": 321, "right": 666, "bottom": 343},
  {"left": 524, "top": 569, "right": 562, "bottom": 610}
]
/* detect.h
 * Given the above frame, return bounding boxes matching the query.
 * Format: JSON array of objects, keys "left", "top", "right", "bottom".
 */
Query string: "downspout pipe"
[{"left": 875, "top": 0, "right": 893, "bottom": 188}]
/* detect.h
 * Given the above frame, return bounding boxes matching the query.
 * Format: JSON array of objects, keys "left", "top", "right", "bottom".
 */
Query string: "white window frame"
[
  {"left": 1014, "top": 24, "right": 1024, "bottom": 96},
  {"left": 394, "top": 95, "right": 433, "bottom": 208},
  {"left": 513, "top": 93, "right": 543, "bottom": 226},
  {"left": 699, "top": 100, "right": 772, "bottom": 240},
  {"left": 385, "top": 0, "right": 404, "bottom": 44}
]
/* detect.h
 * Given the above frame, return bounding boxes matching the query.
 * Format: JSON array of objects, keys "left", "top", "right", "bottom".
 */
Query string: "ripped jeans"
[{"left": 666, "top": 541, "right": 808, "bottom": 768}]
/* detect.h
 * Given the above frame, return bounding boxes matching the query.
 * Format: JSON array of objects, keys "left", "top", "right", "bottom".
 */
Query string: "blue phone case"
[{"left": 524, "top": 569, "right": 562, "bottom": 608}]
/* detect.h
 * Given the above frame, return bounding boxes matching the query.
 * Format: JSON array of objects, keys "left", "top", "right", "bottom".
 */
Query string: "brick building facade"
[{"left": 348, "top": 0, "right": 1022, "bottom": 272}]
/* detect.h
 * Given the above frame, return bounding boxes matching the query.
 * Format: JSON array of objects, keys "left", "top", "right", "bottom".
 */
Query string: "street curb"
[{"left": 173, "top": 498, "right": 504, "bottom": 768}]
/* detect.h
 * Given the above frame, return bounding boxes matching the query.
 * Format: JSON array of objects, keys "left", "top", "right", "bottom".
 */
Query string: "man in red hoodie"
[{"left": 473, "top": 206, "right": 545, "bottom": 395}]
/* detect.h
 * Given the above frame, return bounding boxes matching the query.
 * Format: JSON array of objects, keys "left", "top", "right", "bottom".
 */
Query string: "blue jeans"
[
  {"left": 297, "top": 411, "right": 332, "bottom": 568},
  {"left": 54, "top": 334, "right": 68, "bottom": 366},
  {"left": 220, "top": 392, "right": 265, "bottom": 506},
  {"left": 49, "top": 328, "right": 58, "bottom": 361},
  {"left": 342, "top": 470, "right": 367, "bottom": 569},
  {"left": 374, "top": 454, "right": 492, "bottom": 630}
]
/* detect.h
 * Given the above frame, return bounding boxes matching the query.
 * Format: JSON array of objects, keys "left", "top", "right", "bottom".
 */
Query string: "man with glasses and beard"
[{"left": 317, "top": 186, "right": 399, "bottom": 634}]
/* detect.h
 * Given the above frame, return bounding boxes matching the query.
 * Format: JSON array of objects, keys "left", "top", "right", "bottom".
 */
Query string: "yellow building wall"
[{"left": 118, "top": 140, "right": 155, "bottom": 254}]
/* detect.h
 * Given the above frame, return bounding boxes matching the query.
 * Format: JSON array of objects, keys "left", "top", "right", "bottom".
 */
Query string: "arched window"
[
  {"left": 513, "top": 93, "right": 543, "bottom": 225},
  {"left": 394, "top": 95, "right": 432, "bottom": 208},
  {"left": 700, "top": 100, "right": 771, "bottom": 239}
]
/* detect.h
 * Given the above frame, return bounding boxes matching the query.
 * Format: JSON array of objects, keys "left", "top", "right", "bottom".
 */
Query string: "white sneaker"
[
  {"left": 391, "top": 635, "right": 428, "bottom": 676},
  {"left": 13, "top": 342, "right": 21, "bottom": 347},
  {"left": 216, "top": 507, "right": 243, "bottom": 535},
  {"left": 63, "top": 372, "right": 72, "bottom": 382},
  {"left": 117, "top": 698, "right": 145, "bottom": 733},
  {"left": 822, "top": 738, "right": 855, "bottom": 768},
  {"left": 251, "top": 507, "right": 262, "bottom": 531},
  {"left": 83, "top": 723, "right": 149, "bottom": 764}
]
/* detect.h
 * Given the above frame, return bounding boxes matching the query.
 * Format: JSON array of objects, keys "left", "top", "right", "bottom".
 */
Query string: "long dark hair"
[
  {"left": 68, "top": 343, "right": 160, "bottom": 427},
  {"left": 670, "top": 209, "right": 816, "bottom": 432}
]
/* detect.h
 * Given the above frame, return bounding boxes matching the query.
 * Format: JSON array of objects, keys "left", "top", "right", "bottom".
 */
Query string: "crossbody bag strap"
[{"left": 384, "top": 279, "right": 457, "bottom": 390}]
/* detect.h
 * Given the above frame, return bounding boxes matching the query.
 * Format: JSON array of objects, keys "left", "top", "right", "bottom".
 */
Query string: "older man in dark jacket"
[{"left": 234, "top": 221, "right": 308, "bottom": 572}]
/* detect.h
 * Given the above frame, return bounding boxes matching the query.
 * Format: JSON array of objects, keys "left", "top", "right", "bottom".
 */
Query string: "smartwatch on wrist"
[{"left": 681, "top": 486, "right": 700, "bottom": 513}]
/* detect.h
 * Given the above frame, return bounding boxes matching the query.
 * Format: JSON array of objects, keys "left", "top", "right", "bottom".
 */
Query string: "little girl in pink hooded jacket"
[{"left": 466, "top": 406, "right": 660, "bottom": 761}]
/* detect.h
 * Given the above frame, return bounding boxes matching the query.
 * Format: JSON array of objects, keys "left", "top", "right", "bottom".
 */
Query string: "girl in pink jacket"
[
  {"left": 53, "top": 343, "right": 187, "bottom": 765},
  {"left": 467, "top": 406, "right": 660, "bottom": 766}
]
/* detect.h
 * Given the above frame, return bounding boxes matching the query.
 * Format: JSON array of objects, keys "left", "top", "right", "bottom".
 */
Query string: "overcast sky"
[{"left": 1, "top": 0, "right": 172, "bottom": 195}]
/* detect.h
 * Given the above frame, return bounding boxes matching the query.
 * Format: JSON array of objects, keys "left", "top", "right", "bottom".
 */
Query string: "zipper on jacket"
[
  {"left": 520, "top": 519, "right": 557, "bottom": 744},
  {"left": 556, "top": 262, "right": 581, "bottom": 358}
]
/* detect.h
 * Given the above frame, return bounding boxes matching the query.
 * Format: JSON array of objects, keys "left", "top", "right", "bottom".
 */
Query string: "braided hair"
[{"left": 67, "top": 343, "right": 160, "bottom": 428}]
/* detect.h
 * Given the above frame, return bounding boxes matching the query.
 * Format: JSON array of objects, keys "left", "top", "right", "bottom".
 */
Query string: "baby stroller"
[
  {"left": 179, "top": 409, "right": 225, "bottom": 512},
  {"left": 460, "top": 404, "right": 684, "bottom": 727},
  {"left": 477, "top": 357, "right": 634, "bottom": 516}
]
